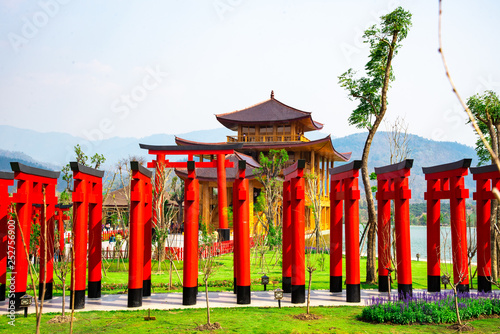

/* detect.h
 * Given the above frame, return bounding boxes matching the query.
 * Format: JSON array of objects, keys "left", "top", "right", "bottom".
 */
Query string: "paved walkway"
[{"left": 2, "top": 289, "right": 400, "bottom": 315}]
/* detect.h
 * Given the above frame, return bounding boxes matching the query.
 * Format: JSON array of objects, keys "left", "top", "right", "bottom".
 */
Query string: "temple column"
[{"left": 217, "top": 154, "right": 230, "bottom": 241}]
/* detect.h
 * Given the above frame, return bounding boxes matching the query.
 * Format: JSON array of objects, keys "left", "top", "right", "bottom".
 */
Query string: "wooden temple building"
[{"left": 175, "top": 91, "right": 351, "bottom": 234}]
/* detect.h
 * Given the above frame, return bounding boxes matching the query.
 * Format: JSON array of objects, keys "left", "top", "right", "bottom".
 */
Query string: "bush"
[{"left": 361, "top": 291, "right": 500, "bottom": 325}]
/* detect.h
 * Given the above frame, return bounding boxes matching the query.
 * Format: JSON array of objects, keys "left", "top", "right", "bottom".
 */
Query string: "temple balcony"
[{"left": 226, "top": 135, "right": 310, "bottom": 143}]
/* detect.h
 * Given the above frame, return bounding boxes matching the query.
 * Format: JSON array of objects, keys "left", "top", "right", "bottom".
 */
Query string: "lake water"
[{"left": 322, "top": 225, "right": 477, "bottom": 263}]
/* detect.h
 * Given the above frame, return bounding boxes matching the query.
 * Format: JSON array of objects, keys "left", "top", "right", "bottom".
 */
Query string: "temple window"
[{"left": 259, "top": 126, "right": 273, "bottom": 135}]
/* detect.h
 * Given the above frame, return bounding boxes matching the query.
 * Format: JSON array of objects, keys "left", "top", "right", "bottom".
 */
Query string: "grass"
[
  {"left": 3, "top": 306, "right": 500, "bottom": 333},
  {"left": 4, "top": 250, "right": 498, "bottom": 333},
  {"left": 11, "top": 250, "right": 480, "bottom": 297}
]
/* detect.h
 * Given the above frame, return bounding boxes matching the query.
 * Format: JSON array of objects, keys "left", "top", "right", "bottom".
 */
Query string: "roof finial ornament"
[{"left": 271, "top": 90, "right": 274, "bottom": 99}]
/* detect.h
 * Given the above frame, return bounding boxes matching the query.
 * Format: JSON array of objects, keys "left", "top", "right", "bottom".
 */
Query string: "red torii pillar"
[
  {"left": 143, "top": 173, "right": 153, "bottom": 298},
  {"left": 128, "top": 161, "right": 152, "bottom": 307},
  {"left": 54, "top": 204, "right": 72, "bottom": 260},
  {"left": 217, "top": 154, "right": 230, "bottom": 241},
  {"left": 329, "top": 161, "right": 361, "bottom": 303},
  {"left": 0, "top": 171, "right": 14, "bottom": 302},
  {"left": 183, "top": 161, "right": 199, "bottom": 305},
  {"left": 470, "top": 164, "right": 499, "bottom": 293},
  {"left": 375, "top": 159, "right": 413, "bottom": 297},
  {"left": 233, "top": 160, "right": 251, "bottom": 304},
  {"left": 70, "top": 162, "right": 104, "bottom": 309},
  {"left": 424, "top": 159, "right": 470, "bottom": 292},
  {"left": 10, "top": 162, "right": 59, "bottom": 310},
  {"left": 284, "top": 160, "right": 306, "bottom": 304},
  {"left": 282, "top": 179, "right": 292, "bottom": 293}
]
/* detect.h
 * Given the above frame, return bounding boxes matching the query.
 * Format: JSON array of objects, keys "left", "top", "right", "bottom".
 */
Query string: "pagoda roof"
[
  {"left": 175, "top": 152, "right": 261, "bottom": 182},
  {"left": 215, "top": 92, "right": 324, "bottom": 132},
  {"left": 175, "top": 135, "right": 351, "bottom": 162}
]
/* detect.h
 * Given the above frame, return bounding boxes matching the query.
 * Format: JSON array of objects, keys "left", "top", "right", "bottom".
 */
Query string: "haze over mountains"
[{"left": 0, "top": 125, "right": 479, "bottom": 201}]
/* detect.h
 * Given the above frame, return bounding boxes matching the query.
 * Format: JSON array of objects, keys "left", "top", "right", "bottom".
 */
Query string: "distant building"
[{"left": 175, "top": 91, "right": 351, "bottom": 234}]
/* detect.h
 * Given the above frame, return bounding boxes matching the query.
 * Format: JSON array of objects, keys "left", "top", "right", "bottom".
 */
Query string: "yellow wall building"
[{"left": 175, "top": 92, "right": 351, "bottom": 235}]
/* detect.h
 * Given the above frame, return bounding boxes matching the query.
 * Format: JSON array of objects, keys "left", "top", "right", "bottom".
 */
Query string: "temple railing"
[{"left": 227, "top": 135, "right": 310, "bottom": 143}]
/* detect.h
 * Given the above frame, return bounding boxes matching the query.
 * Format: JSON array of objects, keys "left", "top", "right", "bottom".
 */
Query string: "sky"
[{"left": 0, "top": 0, "right": 499, "bottom": 149}]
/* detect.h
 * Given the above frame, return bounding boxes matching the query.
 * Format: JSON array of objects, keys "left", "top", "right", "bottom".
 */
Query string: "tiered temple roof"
[{"left": 216, "top": 91, "right": 323, "bottom": 132}]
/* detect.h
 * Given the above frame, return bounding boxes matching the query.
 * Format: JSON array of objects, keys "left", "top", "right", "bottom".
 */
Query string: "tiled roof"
[{"left": 216, "top": 93, "right": 323, "bottom": 132}]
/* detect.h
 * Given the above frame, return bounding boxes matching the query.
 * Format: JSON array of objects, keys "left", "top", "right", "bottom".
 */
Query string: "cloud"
[
  {"left": 75, "top": 59, "right": 113, "bottom": 74},
  {"left": 1, "top": 0, "right": 24, "bottom": 10}
]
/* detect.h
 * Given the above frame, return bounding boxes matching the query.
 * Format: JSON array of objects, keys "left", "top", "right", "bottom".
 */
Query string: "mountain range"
[{"left": 0, "top": 125, "right": 479, "bottom": 201}]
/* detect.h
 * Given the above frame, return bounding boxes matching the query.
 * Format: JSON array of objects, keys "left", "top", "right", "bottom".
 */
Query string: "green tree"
[
  {"left": 467, "top": 90, "right": 500, "bottom": 281},
  {"left": 253, "top": 149, "right": 288, "bottom": 247},
  {"left": 338, "top": 7, "right": 412, "bottom": 284},
  {"left": 62, "top": 144, "right": 106, "bottom": 191},
  {"left": 468, "top": 91, "right": 500, "bottom": 165}
]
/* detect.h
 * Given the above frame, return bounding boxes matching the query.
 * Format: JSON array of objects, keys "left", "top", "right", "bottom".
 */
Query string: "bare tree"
[
  {"left": 378, "top": 116, "right": 412, "bottom": 295},
  {"left": 35, "top": 187, "right": 49, "bottom": 334},
  {"left": 53, "top": 249, "right": 71, "bottom": 316},
  {"left": 152, "top": 164, "right": 175, "bottom": 273},
  {"left": 440, "top": 229, "right": 468, "bottom": 329},
  {"left": 466, "top": 215, "right": 478, "bottom": 289},
  {"left": 385, "top": 116, "right": 412, "bottom": 165},
  {"left": 197, "top": 231, "right": 221, "bottom": 330},
  {"left": 305, "top": 173, "right": 327, "bottom": 252},
  {"left": 305, "top": 253, "right": 317, "bottom": 315}
]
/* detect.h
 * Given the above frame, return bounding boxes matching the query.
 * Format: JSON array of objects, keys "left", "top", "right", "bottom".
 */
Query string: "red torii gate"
[
  {"left": 10, "top": 162, "right": 59, "bottom": 310},
  {"left": 141, "top": 143, "right": 243, "bottom": 242},
  {"left": 70, "top": 162, "right": 104, "bottom": 309},
  {"left": 128, "top": 161, "right": 153, "bottom": 307},
  {"left": 0, "top": 171, "right": 14, "bottom": 302},
  {"left": 140, "top": 143, "right": 242, "bottom": 305},
  {"left": 283, "top": 160, "right": 306, "bottom": 304},
  {"left": 424, "top": 159, "right": 471, "bottom": 292},
  {"left": 470, "top": 164, "right": 499, "bottom": 293},
  {"left": 330, "top": 160, "right": 361, "bottom": 303},
  {"left": 375, "top": 159, "right": 413, "bottom": 297}
]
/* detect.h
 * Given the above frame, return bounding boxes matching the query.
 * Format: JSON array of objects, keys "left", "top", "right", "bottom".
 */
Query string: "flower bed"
[{"left": 362, "top": 291, "right": 500, "bottom": 325}]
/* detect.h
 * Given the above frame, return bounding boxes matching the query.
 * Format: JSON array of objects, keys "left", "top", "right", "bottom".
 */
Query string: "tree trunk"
[
  {"left": 453, "top": 288, "right": 462, "bottom": 326},
  {"left": 490, "top": 124, "right": 499, "bottom": 281},
  {"left": 307, "top": 270, "right": 312, "bottom": 314},
  {"left": 62, "top": 280, "right": 66, "bottom": 316},
  {"left": 169, "top": 260, "right": 173, "bottom": 290},
  {"left": 315, "top": 227, "right": 320, "bottom": 251},
  {"left": 205, "top": 281, "right": 210, "bottom": 325},
  {"left": 492, "top": 202, "right": 498, "bottom": 281},
  {"left": 361, "top": 132, "right": 378, "bottom": 285}
]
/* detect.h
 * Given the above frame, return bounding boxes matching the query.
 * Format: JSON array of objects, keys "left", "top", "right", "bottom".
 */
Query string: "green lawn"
[
  {"left": 3, "top": 306, "right": 499, "bottom": 333},
  {"left": 14, "top": 250, "right": 481, "bottom": 296},
  {"left": 5, "top": 251, "right": 498, "bottom": 333}
]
